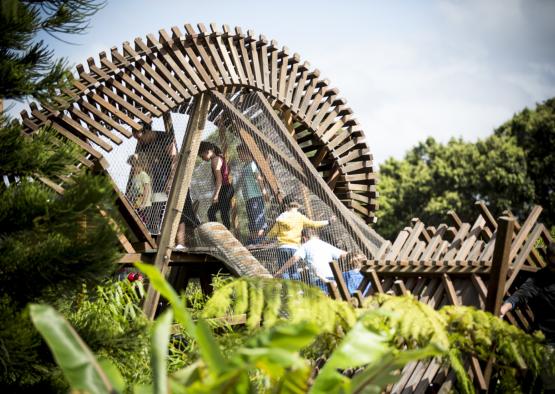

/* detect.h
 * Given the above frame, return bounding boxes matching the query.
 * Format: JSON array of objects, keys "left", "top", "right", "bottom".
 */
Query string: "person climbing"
[
  {"left": 235, "top": 144, "right": 268, "bottom": 244},
  {"left": 127, "top": 154, "right": 152, "bottom": 223},
  {"left": 275, "top": 228, "right": 364, "bottom": 293},
  {"left": 276, "top": 227, "right": 345, "bottom": 284},
  {"left": 266, "top": 198, "right": 332, "bottom": 279},
  {"left": 500, "top": 242, "right": 555, "bottom": 391},
  {"left": 174, "top": 193, "right": 201, "bottom": 250},
  {"left": 132, "top": 126, "right": 177, "bottom": 233},
  {"left": 198, "top": 141, "right": 235, "bottom": 229}
]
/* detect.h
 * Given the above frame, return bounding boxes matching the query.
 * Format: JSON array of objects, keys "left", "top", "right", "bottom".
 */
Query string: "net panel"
[
  {"left": 100, "top": 110, "right": 193, "bottom": 234},
  {"left": 180, "top": 90, "right": 367, "bottom": 291},
  {"left": 99, "top": 89, "right": 371, "bottom": 292}
]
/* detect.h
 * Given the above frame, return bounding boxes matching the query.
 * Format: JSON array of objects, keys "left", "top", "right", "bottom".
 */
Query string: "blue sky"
[{"left": 9, "top": 0, "right": 555, "bottom": 166}]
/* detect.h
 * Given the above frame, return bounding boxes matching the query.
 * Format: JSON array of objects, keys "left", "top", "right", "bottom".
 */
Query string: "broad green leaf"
[
  {"left": 195, "top": 319, "right": 227, "bottom": 375},
  {"left": 246, "top": 322, "right": 321, "bottom": 351},
  {"left": 152, "top": 310, "right": 173, "bottom": 394},
  {"left": 184, "top": 369, "right": 251, "bottom": 394},
  {"left": 274, "top": 366, "right": 311, "bottom": 394},
  {"left": 310, "top": 321, "right": 391, "bottom": 393},
  {"left": 171, "top": 360, "right": 203, "bottom": 386},
  {"left": 29, "top": 304, "right": 115, "bottom": 394},
  {"left": 228, "top": 322, "right": 319, "bottom": 381},
  {"left": 137, "top": 263, "right": 227, "bottom": 379},
  {"left": 350, "top": 346, "right": 442, "bottom": 393},
  {"left": 98, "top": 358, "right": 125, "bottom": 393},
  {"left": 133, "top": 383, "right": 153, "bottom": 394},
  {"left": 135, "top": 262, "right": 195, "bottom": 333},
  {"left": 234, "top": 347, "right": 307, "bottom": 374}
]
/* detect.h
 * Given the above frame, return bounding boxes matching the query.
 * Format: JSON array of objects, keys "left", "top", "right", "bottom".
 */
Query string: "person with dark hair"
[
  {"left": 500, "top": 242, "right": 555, "bottom": 391},
  {"left": 267, "top": 199, "right": 332, "bottom": 279},
  {"left": 198, "top": 141, "right": 234, "bottom": 229},
  {"left": 235, "top": 144, "right": 268, "bottom": 244}
]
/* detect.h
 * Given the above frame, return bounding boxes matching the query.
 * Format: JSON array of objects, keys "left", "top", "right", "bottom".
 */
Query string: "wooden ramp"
[{"left": 193, "top": 222, "right": 272, "bottom": 278}]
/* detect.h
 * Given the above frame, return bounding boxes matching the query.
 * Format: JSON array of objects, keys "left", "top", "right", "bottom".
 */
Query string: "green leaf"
[
  {"left": 171, "top": 360, "right": 203, "bottom": 386},
  {"left": 310, "top": 320, "right": 392, "bottom": 393},
  {"left": 152, "top": 309, "right": 173, "bottom": 394},
  {"left": 274, "top": 366, "right": 311, "bottom": 394},
  {"left": 350, "top": 346, "right": 442, "bottom": 394},
  {"left": 136, "top": 262, "right": 227, "bottom": 379},
  {"left": 98, "top": 358, "right": 126, "bottom": 393},
  {"left": 135, "top": 262, "right": 195, "bottom": 333},
  {"left": 29, "top": 304, "right": 116, "bottom": 394},
  {"left": 195, "top": 319, "right": 227, "bottom": 375},
  {"left": 246, "top": 321, "right": 321, "bottom": 351}
]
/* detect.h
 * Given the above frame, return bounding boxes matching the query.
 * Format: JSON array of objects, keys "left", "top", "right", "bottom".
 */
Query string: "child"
[
  {"left": 198, "top": 141, "right": 234, "bottom": 229},
  {"left": 276, "top": 228, "right": 345, "bottom": 283},
  {"left": 127, "top": 154, "right": 152, "bottom": 222},
  {"left": 235, "top": 144, "right": 268, "bottom": 244},
  {"left": 276, "top": 228, "right": 364, "bottom": 294},
  {"left": 266, "top": 199, "right": 331, "bottom": 279}
]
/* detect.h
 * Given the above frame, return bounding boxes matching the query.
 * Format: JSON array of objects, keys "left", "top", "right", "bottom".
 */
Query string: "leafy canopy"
[{"left": 376, "top": 98, "right": 554, "bottom": 240}]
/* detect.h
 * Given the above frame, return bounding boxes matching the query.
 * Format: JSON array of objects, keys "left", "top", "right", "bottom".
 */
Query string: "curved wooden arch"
[{"left": 20, "top": 23, "right": 377, "bottom": 222}]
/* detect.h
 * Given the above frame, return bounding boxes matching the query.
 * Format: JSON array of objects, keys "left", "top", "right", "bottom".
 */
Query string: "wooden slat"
[
  {"left": 100, "top": 52, "right": 169, "bottom": 113},
  {"left": 235, "top": 27, "right": 255, "bottom": 86},
  {"left": 198, "top": 23, "right": 231, "bottom": 85},
  {"left": 508, "top": 205, "right": 542, "bottom": 262},
  {"left": 209, "top": 24, "right": 240, "bottom": 85},
  {"left": 158, "top": 29, "right": 207, "bottom": 91},
  {"left": 504, "top": 224, "right": 543, "bottom": 292},
  {"left": 110, "top": 48, "right": 177, "bottom": 109},
  {"left": 367, "top": 269, "right": 384, "bottom": 294},
  {"left": 184, "top": 24, "right": 222, "bottom": 87},
  {"left": 147, "top": 33, "right": 199, "bottom": 96},
  {"left": 123, "top": 41, "right": 183, "bottom": 104},
  {"left": 135, "top": 37, "right": 191, "bottom": 99}
]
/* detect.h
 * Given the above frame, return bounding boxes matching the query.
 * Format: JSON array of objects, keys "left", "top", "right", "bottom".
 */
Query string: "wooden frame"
[
  {"left": 327, "top": 202, "right": 552, "bottom": 392},
  {"left": 20, "top": 24, "right": 377, "bottom": 224}
]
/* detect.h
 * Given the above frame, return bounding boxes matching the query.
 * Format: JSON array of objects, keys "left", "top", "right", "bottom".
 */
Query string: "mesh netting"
[{"left": 103, "top": 90, "right": 370, "bottom": 291}]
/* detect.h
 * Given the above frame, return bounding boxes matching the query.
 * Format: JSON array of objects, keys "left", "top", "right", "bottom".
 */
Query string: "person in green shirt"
[{"left": 235, "top": 144, "right": 269, "bottom": 244}]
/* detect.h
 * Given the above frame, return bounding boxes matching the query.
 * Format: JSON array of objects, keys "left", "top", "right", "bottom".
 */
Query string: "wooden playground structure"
[{"left": 19, "top": 23, "right": 552, "bottom": 393}]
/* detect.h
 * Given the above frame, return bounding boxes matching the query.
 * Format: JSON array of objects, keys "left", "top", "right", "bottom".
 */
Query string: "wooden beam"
[
  {"left": 330, "top": 261, "right": 351, "bottom": 302},
  {"left": 485, "top": 217, "right": 514, "bottom": 316},
  {"left": 142, "top": 94, "right": 210, "bottom": 319}
]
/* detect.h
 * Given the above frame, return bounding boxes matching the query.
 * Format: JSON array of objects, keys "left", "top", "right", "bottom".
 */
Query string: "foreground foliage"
[
  {"left": 31, "top": 269, "right": 553, "bottom": 393},
  {"left": 0, "top": 1, "right": 119, "bottom": 391}
]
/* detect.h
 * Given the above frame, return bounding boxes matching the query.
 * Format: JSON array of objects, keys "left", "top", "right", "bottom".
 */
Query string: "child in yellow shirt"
[{"left": 267, "top": 200, "right": 331, "bottom": 279}]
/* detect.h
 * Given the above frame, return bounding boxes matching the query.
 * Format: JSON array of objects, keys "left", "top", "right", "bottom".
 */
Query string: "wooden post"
[
  {"left": 483, "top": 216, "right": 514, "bottom": 391},
  {"left": 330, "top": 261, "right": 351, "bottom": 302},
  {"left": 142, "top": 94, "right": 210, "bottom": 319},
  {"left": 485, "top": 217, "right": 514, "bottom": 316}
]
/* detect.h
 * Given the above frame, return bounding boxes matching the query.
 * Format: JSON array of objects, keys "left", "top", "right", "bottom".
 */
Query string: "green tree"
[
  {"left": 1, "top": 0, "right": 103, "bottom": 105},
  {"left": 375, "top": 134, "right": 534, "bottom": 240},
  {"left": 495, "top": 98, "right": 555, "bottom": 229},
  {"left": 0, "top": 1, "right": 120, "bottom": 391}
]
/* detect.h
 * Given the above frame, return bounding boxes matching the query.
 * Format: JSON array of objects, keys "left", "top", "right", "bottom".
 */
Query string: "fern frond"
[
  {"left": 201, "top": 278, "right": 357, "bottom": 333},
  {"left": 441, "top": 305, "right": 554, "bottom": 378},
  {"left": 363, "top": 294, "right": 449, "bottom": 351}
]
